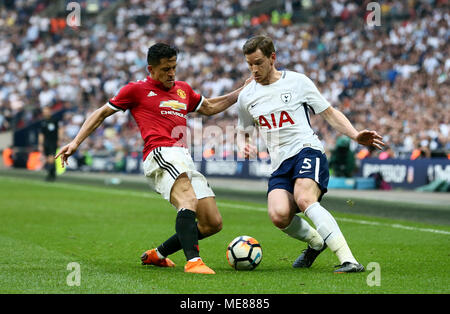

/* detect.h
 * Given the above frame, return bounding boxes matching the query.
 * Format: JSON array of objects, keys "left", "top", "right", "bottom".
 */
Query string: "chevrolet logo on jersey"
[{"left": 159, "top": 100, "right": 187, "bottom": 111}]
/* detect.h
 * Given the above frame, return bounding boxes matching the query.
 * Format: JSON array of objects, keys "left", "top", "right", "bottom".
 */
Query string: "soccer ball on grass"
[{"left": 226, "top": 235, "right": 262, "bottom": 270}]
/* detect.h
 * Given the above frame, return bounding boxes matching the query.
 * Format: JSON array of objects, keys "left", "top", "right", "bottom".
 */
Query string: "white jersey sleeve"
[{"left": 299, "top": 74, "right": 331, "bottom": 114}]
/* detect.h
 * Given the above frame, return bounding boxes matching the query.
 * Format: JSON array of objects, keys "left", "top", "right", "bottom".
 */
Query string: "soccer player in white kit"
[{"left": 237, "top": 36, "right": 385, "bottom": 273}]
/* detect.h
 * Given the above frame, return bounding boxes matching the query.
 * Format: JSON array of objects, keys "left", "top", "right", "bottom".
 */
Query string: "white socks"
[
  {"left": 305, "top": 202, "right": 358, "bottom": 265},
  {"left": 282, "top": 215, "right": 324, "bottom": 251}
]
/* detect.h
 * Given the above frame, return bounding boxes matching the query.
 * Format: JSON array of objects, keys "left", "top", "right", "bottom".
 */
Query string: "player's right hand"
[{"left": 55, "top": 142, "right": 78, "bottom": 168}]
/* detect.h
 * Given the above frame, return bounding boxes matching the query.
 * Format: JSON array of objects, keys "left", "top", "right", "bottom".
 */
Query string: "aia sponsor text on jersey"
[{"left": 257, "top": 111, "right": 295, "bottom": 129}]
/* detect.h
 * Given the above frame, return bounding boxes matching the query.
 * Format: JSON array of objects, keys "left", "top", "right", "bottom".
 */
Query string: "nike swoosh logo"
[
  {"left": 299, "top": 170, "right": 311, "bottom": 174},
  {"left": 250, "top": 103, "right": 258, "bottom": 108}
]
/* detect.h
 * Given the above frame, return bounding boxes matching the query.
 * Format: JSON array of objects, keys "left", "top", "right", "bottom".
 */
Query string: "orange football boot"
[
  {"left": 141, "top": 249, "right": 175, "bottom": 267},
  {"left": 184, "top": 259, "right": 215, "bottom": 274}
]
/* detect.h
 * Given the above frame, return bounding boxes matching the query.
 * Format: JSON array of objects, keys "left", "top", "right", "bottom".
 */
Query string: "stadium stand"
[{"left": 0, "top": 0, "right": 448, "bottom": 172}]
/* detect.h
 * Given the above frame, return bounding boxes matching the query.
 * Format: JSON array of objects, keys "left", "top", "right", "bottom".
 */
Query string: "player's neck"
[{"left": 260, "top": 68, "right": 282, "bottom": 86}]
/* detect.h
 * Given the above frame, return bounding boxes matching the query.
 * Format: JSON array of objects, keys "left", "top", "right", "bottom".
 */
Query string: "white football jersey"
[{"left": 237, "top": 70, "right": 331, "bottom": 172}]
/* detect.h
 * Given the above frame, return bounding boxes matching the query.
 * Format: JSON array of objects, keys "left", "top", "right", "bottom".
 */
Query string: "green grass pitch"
[{"left": 0, "top": 175, "right": 449, "bottom": 294}]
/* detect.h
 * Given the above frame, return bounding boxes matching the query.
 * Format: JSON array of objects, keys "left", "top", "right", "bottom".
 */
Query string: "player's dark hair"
[
  {"left": 147, "top": 43, "right": 178, "bottom": 66},
  {"left": 243, "top": 35, "right": 275, "bottom": 58}
]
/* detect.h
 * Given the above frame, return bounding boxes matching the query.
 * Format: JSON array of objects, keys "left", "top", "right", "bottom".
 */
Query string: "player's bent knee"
[
  {"left": 210, "top": 215, "right": 223, "bottom": 232},
  {"left": 271, "top": 217, "right": 290, "bottom": 229},
  {"left": 199, "top": 218, "right": 222, "bottom": 236},
  {"left": 295, "top": 195, "right": 316, "bottom": 212},
  {"left": 209, "top": 219, "right": 223, "bottom": 235},
  {"left": 268, "top": 207, "right": 291, "bottom": 229},
  {"left": 294, "top": 179, "right": 321, "bottom": 212}
]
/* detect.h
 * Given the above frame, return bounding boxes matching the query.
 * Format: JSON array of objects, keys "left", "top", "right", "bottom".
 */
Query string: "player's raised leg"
[
  {"left": 142, "top": 174, "right": 215, "bottom": 274},
  {"left": 141, "top": 173, "right": 199, "bottom": 269},
  {"left": 293, "top": 178, "right": 364, "bottom": 273},
  {"left": 170, "top": 173, "right": 215, "bottom": 274},
  {"left": 268, "top": 188, "right": 324, "bottom": 267}
]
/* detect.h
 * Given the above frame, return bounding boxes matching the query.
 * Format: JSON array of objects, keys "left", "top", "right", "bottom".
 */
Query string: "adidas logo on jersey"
[{"left": 148, "top": 91, "right": 157, "bottom": 97}]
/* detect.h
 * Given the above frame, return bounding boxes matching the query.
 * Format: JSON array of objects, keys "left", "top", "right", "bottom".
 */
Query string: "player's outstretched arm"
[
  {"left": 197, "top": 77, "right": 253, "bottom": 116},
  {"left": 320, "top": 106, "right": 385, "bottom": 150},
  {"left": 55, "top": 104, "right": 117, "bottom": 167}
]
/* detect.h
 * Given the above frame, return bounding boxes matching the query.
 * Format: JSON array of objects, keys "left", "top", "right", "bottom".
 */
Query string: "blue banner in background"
[
  {"left": 61, "top": 154, "right": 450, "bottom": 190},
  {"left": 358, "top": 158, "right": 450, "bottom": 189}
]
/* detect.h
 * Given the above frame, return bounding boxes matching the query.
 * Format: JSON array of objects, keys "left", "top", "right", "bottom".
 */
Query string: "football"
[{"left": 226, "top": 235, "right": 263, "bottom": 270}]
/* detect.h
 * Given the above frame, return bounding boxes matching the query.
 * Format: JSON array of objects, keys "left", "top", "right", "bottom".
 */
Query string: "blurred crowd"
[{"left": 0, "top": 0, "right": 448, "bottom": 166}]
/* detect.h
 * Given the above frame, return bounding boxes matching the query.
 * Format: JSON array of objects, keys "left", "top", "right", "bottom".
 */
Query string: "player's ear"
[
  {"left": 147, "top": 65, "right": 153, "bottom": 75},
  {"left": 270, "top": 52, "right": 276, "bottom": 65}
]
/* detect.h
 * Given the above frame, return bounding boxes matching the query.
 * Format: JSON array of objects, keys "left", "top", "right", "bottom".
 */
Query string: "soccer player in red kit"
[{"left": 56, "top": 43, "right": 249, "bottom": 274}]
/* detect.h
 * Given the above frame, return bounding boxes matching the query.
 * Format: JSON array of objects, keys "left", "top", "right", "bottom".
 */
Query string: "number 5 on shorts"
[
  {"left": 298, "top": 158, "right": 313, "bottom": 175},
  {"left": 302, "top": 158, "right": 312, "bottom": 170}
]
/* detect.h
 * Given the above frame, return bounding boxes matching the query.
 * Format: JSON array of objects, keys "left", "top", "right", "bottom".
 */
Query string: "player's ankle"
[{"left": 155, "top": 248, "right": 165, "bottom": 259}]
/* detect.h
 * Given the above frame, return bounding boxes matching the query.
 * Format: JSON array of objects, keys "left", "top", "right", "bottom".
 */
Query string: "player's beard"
[
  {"left": 255, "top": 66, "right": 275, "bottom": 85},
  {"left": 164, "top": 80, "right": 175, "bottom": 89},
  {"left": 166, "top": 78, "right": 175, "bottom": 88}
]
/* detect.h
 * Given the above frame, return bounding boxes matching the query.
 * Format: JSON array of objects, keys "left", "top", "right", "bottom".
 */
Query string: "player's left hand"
[
  {"left": 243, "top": 143, "right": 258, "bottom": 159},
  {"left": 356, "top": 130, "right": 385, "bottom": 150}
]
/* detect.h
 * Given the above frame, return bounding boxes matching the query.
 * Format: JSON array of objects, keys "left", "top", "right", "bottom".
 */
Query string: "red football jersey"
[{"left": 108, "top": 76, "right": 203, "bottom": 160}]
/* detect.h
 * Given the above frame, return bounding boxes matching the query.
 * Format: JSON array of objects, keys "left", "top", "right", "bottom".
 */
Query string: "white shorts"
[{"left": 143, "top": 146, "right": 215, "bottom": 202}]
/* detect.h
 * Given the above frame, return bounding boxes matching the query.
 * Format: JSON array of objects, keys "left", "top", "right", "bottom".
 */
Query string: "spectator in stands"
[
  {"left": 379, "top": 145, "right": 395, "bottom": 160},
  {"left": 0, "top": 0, "right": 448, "bottom": 166}
]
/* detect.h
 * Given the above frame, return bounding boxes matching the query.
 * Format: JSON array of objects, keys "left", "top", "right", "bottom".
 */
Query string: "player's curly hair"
[
  {"left": 147, "top": 43, "right": 179, "bottom": 66},
  {"left": 243, "top": 35, "right": 275, "bottom": 58}
]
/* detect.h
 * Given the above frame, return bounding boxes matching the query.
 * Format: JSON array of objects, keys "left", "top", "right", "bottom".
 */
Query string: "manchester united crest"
[{"left": 177, "top": 89, "right": 186, "bottom": 99}]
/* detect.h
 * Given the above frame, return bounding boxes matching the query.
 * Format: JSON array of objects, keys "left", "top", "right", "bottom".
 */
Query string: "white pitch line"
[
  {"left": 2, "top": 176, "right": 450, "bottom": 236},
  {"left": 216, "top": 202, "right": 450, "bottom": 236},
  {"left": 336, "top": 217, "right": 450, "bottom": 235},
  {"left": 216, "top": 201, "right": 266, "bottom": 212}
]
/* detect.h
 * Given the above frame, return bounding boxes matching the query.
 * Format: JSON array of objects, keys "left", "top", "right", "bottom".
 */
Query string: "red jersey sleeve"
[
  {"left": 108, "top": 83, "right": 137, "bottom": 111},
  {"left": 185, "top": 83, "right": 204, "bottom": 113}
]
